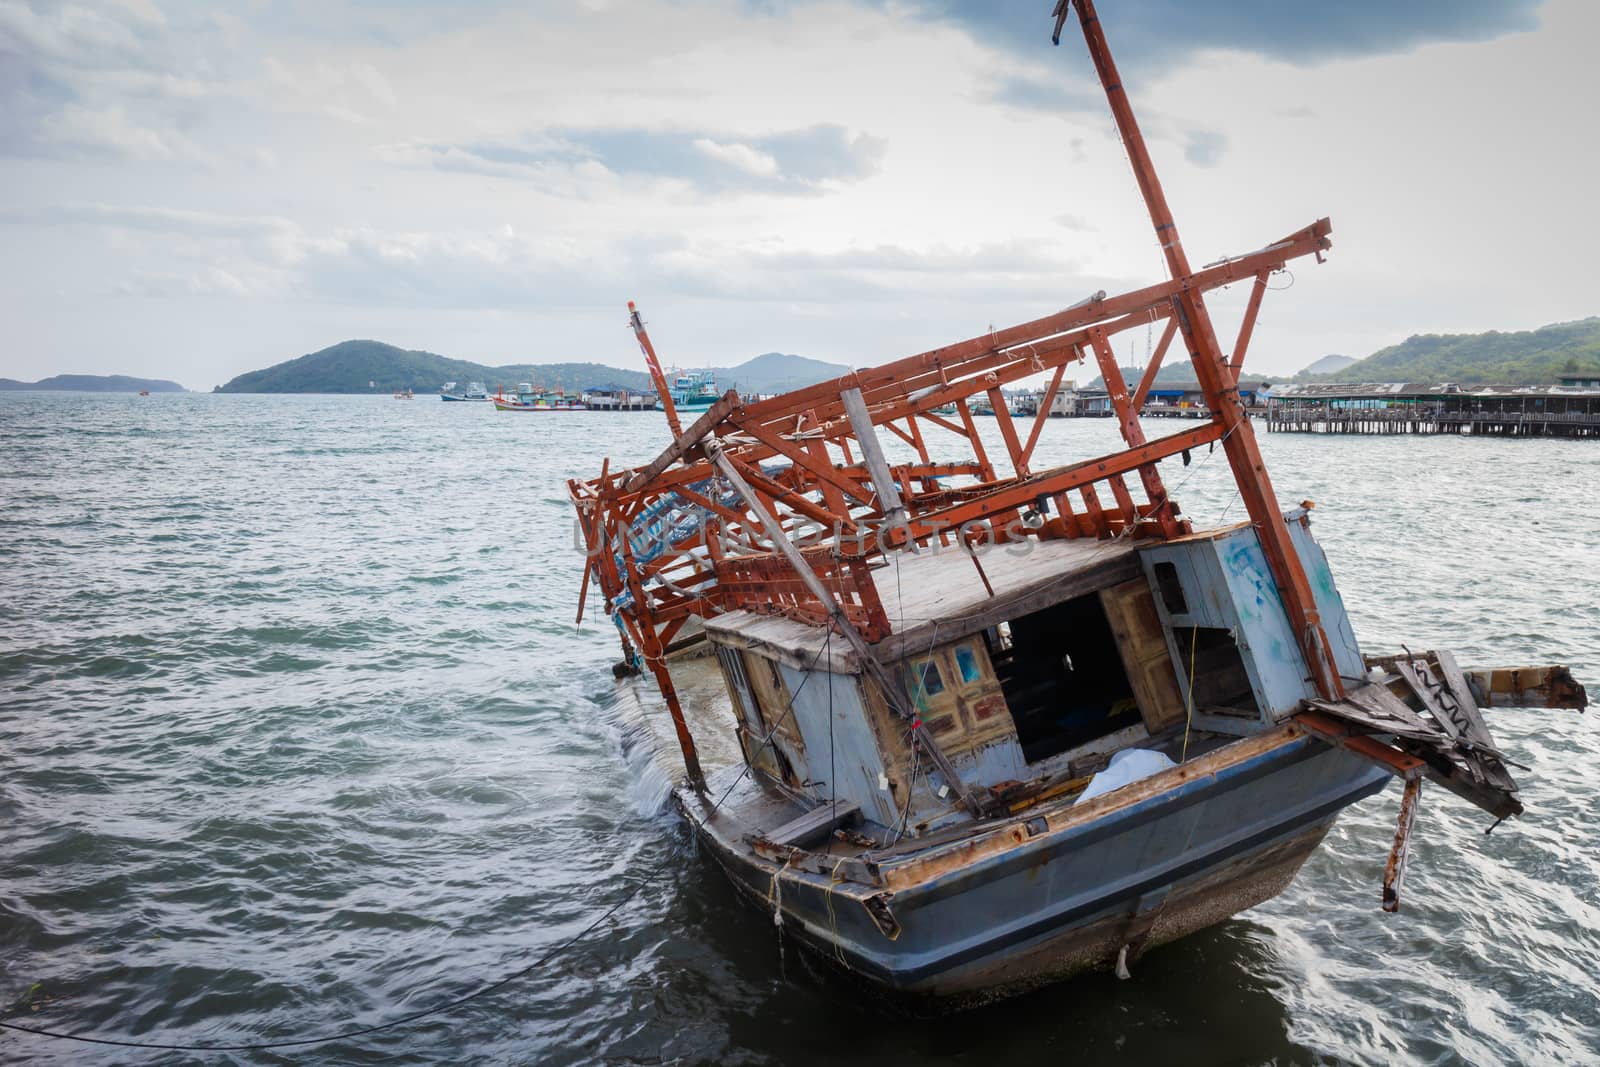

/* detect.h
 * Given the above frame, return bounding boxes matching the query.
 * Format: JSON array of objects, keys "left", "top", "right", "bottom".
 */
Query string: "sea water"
[{"left": 1, "top": 392, "right": 1596, "bottom": 1065}]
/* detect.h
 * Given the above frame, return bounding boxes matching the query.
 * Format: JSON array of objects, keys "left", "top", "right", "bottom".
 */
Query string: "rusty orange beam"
[
  {"left": 1022, "top": 363, "right": 1068, "bottom": 470},
  {"left": 1132, "top": 314, "right": 1179, "bottom": 412},
  {"left": 1230, "top": 270, "right": 1271, "bottom": 376},
  {"left": 730, "top": 221, "right": 1329, "bottom": 433},
  {"left": 894, "top": 421, "right": 1223, "bottom": 544},
  {"left": 989, "top": 386, "right": 1028, "bottom": 478},
  {"left": 728, "top": 414, "right": 878, "bottom": 511}
]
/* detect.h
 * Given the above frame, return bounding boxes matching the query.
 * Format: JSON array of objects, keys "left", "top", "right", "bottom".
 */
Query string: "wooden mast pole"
[
  {"left": 1061, "top": 0, "right": 1346, "bottom": 701},
  {"left": 630, "top": 300, "right": 682, "bottom": 437}
]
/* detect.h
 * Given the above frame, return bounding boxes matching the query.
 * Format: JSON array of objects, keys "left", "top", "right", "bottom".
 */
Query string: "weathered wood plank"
[
  {"left": 1435, "top": 650, "right": 1521, "bottom": 792},
  {"left": 748, "top": 838, "right": 885, "bottom": 888},
  {"left": 757, "top": 798, "right": 863, "bottom": 850}
]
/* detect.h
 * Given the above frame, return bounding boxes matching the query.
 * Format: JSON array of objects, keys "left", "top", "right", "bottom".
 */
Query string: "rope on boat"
[
  {"left": 825, "top": 857, "right": 854, "bottom": 969},
  {"left": 1181, "top": 624, "right": 1199, "bottom": 763}
]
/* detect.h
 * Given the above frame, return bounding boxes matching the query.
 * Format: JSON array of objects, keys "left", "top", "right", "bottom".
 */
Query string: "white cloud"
[
  {"left": 691, "top": 137, "right": 780, "bottom": 178},
  {"left": 38, "top": 103, "right": 213, "bottom": 163},
  {"left": 0, "top": 0, "right": 1593, "bottom": 388},
  {"left": 107, "top": 0, "right": 163, "bottom": 25}
]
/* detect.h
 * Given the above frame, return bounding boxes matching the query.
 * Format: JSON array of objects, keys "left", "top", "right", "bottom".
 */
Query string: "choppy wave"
[{"left": 0, "top": 393, "right": 1596, "bottom": 1066}]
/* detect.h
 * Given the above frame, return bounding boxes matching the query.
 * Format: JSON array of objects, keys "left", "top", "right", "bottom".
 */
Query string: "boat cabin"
[{"left": 703, "top": 509, "right": 1364, "bottom": 836}]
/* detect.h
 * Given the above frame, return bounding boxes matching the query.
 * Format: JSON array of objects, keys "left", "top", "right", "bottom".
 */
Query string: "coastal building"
[
  {"left": 1046, "top": 381, "right": 1080, "bottom": 416},
  {"left": 1077, "top": 387, "right": 1113, "bottom": 416},
  {"left": 582, "top": 384, "right": 657, "bottom": 411}
]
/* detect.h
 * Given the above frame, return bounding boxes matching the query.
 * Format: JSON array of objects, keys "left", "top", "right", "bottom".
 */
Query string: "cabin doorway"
[
  {"left": 1174, "top": 626, "right": 1255, "bottom": 712},
  {"left": 984, "top": 592, "right": 1142, "bottom": 764}
]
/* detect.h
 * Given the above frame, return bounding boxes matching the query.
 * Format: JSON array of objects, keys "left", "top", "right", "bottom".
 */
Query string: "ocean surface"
[{"left": 1, "top": 392, "right": 1596, "bottom": 1066}]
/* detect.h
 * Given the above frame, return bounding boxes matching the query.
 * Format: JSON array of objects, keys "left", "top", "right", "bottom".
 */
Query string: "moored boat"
[
  {"left": 567, "top": 0, "right": 1587, "bottom": 1005},
  {"left": 493, "top": 383, "right": 586, "bottom": 411},
  {"left": 656, "top": 369, "right": 720, "bottom": 413},
  {"left": 441, "top": 380, "right": 489, "bottom": 401}
]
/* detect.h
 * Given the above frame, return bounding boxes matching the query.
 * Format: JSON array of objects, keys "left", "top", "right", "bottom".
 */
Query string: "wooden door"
[{"left": 1100, "top": 578, "right": 1186, "bottom": 732}]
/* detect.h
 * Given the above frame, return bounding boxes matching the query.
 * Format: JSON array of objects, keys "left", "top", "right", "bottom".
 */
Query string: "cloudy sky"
[{"left": 2, "top": 0, "right": 1595, "bottom": 390}]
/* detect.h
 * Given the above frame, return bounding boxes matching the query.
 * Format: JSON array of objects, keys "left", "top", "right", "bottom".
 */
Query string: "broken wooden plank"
[
  {"left": 1392, "top": 660, "right": 1467, "bottom": 743},
  {"left": 1294, "top": 710, "right": 1426, "bottom": 778},
  {"left": 1460, "top": 664, "right": 1588, "bottom": 710},
  {"left": 1434, "top": 651, "right": 1500, "bottom": 749},
  {"left": 748, "top": 837, "right": 885, "bottom": 887},
  {"left": 1434, "top": 649, "right": 1522, "bottom": 792},
  {"left": 756, "top": 798, "right": 863, "bottom": 851},
  {"left": 1297, "top": 707, "right": 1521, "bottom": 819},
  {"left": 1305, "top": 686, "right": 1436, "bottom": 742}
]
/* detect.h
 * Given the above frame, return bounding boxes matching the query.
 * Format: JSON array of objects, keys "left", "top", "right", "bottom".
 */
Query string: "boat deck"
[{"left": 704, "top": 534, "right": 1142, "bottom": 669}]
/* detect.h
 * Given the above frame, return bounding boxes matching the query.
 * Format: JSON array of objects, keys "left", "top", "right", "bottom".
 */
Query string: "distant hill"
[
  {"left": 1316, "top": 318, "right": 1600, "bottom": 385},
  {"left": 1085, "top": 362, "right": 1286, "bottom": 391},
  {"left": 214, "top": 341, "right": 653, "bottom": 394},
  {"left": 1084, "top": 361, "right": 1190, "bottom": 391},
  {"left": 1295, "top": 354, "right": 1356, "bottom": 378},
  {"left": 721, "top": 352, "right": 850, "bottom": 393},
  {"left": 0, "top": 374, "right": 186, "bottom": 393},
  {"left": 214, "top": 340, "right": 852, "bottom": 395}
]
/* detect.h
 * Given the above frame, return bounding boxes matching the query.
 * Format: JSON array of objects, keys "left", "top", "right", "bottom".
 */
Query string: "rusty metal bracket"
[{"left": 1382, "top": 777, "right": 1421, "bottom": 912}]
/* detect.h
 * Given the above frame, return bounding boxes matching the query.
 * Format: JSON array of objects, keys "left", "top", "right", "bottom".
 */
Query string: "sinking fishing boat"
[{"left": 568, "top": 1, "right": 1586, "bottom": 1003}]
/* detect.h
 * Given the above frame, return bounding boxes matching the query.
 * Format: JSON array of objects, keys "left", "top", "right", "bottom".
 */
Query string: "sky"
[{"left": 2, "top": 0, "right": 1596, "bottom": 391}]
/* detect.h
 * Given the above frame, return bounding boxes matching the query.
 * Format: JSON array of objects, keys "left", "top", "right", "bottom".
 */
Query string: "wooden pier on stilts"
[{"left": 1267, "top": 382, "right": 1600, "bottom": 437}]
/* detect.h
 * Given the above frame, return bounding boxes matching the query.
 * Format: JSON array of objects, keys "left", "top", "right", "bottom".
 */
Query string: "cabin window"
[
  {"left": 908, "top": 658, "right": 945, "bottom": 708},
  {"left": 719, "top": 645, "right": 752, "bottom": 697},
  {"left": 985, "top": 591, "right": 1142, "bottom": 764},
  {"left": 954, "top": 643, "right": 984, "bottom": 686},
  {"left": 1154, "top": 561, "right": 1188, "bottom": 616}
]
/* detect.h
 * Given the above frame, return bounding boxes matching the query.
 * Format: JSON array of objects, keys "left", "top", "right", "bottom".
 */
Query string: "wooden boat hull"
[
  {"left": 492, "top": 400, "right": 587, "bottom": 411},
  {"left": 677, "top": 728, "right": 1388, "bottom": 1003}
]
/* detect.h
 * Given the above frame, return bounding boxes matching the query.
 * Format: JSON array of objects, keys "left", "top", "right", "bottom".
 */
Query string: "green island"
[
  {"left": 0, "top": 374, "right": 187, "bottom": 393},
  {"left": 211, "top": 340, "right": 849, "bottom": 395},
  {"left": 1306, "top": 316, "right": 1600, "bottom": 385}
]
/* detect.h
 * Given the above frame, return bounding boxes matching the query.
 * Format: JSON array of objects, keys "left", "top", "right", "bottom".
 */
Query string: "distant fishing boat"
[
  {"left": 492, "top": 383, "right": 586, "bottom": 412},
  {"left": 138, "top": 390, "right": 150, "bottom": 397},
  {"left": 393, "top": 388, "right": 413, "bottom": 399},
  {"left": 657, "top": 369, "right": 720, "bottom": 414},
  {"left": 440, "top": 380, "right": 489, "bottom": 402}
]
